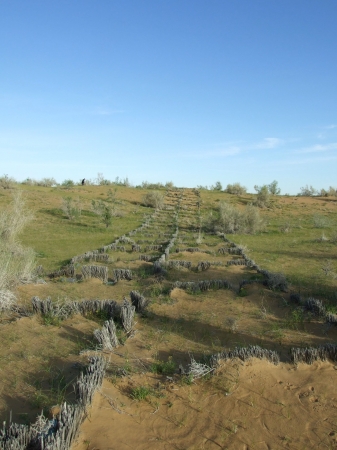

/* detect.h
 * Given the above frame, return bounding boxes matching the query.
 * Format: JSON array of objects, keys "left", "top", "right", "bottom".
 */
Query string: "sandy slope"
[{"left": 72, "top": 359, "right": 337, "bottom": 450}]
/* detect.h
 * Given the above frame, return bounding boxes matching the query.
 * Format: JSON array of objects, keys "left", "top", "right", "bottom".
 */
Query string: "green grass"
[
  {"left": 151, "top": 357, "right": 176, "bottom": 375},
  {"left": 130, "top": 385, "right": 152, "bottom": 401}
]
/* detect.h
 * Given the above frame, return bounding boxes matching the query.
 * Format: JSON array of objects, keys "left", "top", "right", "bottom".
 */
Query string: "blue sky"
[{"left": 1, "top": 1, "right": 336, "bottom": 194}]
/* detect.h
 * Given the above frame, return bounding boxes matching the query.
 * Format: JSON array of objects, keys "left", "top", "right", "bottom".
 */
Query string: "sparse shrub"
[
  {"left": 244, "top": 204, "right": 264, "bottom": 233},
  {"left": 142, "top": 191, "right": 164, "bottom": 210},
  {"left": 0, "top": 174, "right": 16, "bottom": 189},
  {"left": 107, "top": 187, "right": 118, "bottom": 203},
  {"left": 92, "top": 199, "right": 116, "bottom": 227},
  {"left": 268, "top": 180, "right": 281, "bottom": 195},
  {"left": 226, "top": 317, "right": 238, "bottom": 332},
  {"left": 321, "top": 260, "right": 335, "bottom": 277},
  {"left": 316, "top": 233, "right": 329, "bottom": 243},
  {"left": 313, "top": 214, "right": 329, "bottom": 228},
  {"left": 254, "top": 185, "right": 271, "bottom": 207},
  {"left": 225, "top": 182, "right": 247, "bottom": 195},
  {"left": 0, "top": 191, "right": 35, "bottom": 310},
  {"left": 61, "top": 196, "right": 82, "bottom": 220},
  {"left": 21, "top": 177, "right": 37, "bottom": 186},
  {"left": 215, "top": 202, "right": 263, "bottom": 234},
  {"left": 61, "top": 179, "right": 75, "bottom": 189},
  {"left": 95, "top": 172, "right": 114, "bottom": 185},
  {"left": 298, "top": 185, "right": 317, "bottom": 196},
  {"left": 280, "top": 221, "right": 291, "bottom": 233},
  {"left": 330, "top": 232, "right": 337, "bottom": 244},
  {"left": 262, "top": 271, "right": 288, "bottom": 291},
  {"left": 212, "top": 181, "right": 223, "bottom": 191},
  {"left": 320, "top": 186, "right": 337, "bottom": 197},
  {"left": 37, "top": 178, "right": 57, "bottom": 187}
]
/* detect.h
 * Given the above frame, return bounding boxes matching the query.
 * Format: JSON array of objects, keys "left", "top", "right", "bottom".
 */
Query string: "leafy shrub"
[
  {"left": 225, "top": 182, "right": 247, "bottom": 195},
  {"left": 142, "top": 191, "right": 164, "bottom": 209}
]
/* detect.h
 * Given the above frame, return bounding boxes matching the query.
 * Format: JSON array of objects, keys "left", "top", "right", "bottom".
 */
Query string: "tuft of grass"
[
  {"left": 151, "top": 357, "right": 176, "bottom": 375},
  {"left": 130, "top": 385, "right": 152, "bottom": 401},
  {"left": 41, "top": 314, "right": 62, "bottom": 327}
]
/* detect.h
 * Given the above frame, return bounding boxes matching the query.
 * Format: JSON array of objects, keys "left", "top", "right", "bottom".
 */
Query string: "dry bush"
[
  {"left": 313, "top": 214, "right": 329, "bottom": 228},
  {"left": 320, "top": 186, "right": 337, "bottom": 197},
  {"left": 253, "top": 185, "right": 271, "bottom": 207},
  {"left": 142, "top": 191, "right": 164, "bottom": 209},
  {"left": 298, "top": 185, "right": 317, "bottom": 196},
  {"left": 215, "top": 202, "right": 263, "bottom": 234},
  {"left": 225, "top": 182, "right": 247, "bottom": 195},
  {"left": 0, "top": 191, "right": 35, "bottom": 309},
  {"left": 0, "top": 174, "right": 16, "bottom": 189}
]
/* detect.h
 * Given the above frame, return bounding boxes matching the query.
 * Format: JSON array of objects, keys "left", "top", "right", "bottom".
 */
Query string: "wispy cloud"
[
  {"left": 253, "top": 137, "right": 284, "bottom": 149},
  {"left": 182, "top": 136, "right": 285, "bottom": 160},
  {"left": 323, "top": 124, "right": 337, "bottom": 130},
  {"left": 297, "top": 143, "right": 337, "bottom": 154}
]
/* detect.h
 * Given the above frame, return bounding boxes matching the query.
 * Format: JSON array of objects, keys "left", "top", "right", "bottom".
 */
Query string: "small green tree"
[
  {"left": 268, "top": 180, "right": 281, "bottom": 195},
  {"left": 298, "top": 185, "right": 317, "bottom": 196},
  {"left": 61, "top": 197, "right": 82, "bottom": 220},
  {"left": 107, "top": 187, "right": 118, "bottom": 203},
  {"left": 213, "top": 181, "right": 223, "bottom": 191},
  {"left": 254, "top": 185, "right": 271, "bottom": 207},
  {"left": 92, "top": 200, "right": 115, "bottom": 227}
]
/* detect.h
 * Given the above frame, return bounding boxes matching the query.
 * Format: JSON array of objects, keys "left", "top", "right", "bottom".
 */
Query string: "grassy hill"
[{"left": 0, "top": 183, "right": 337, "bottom": 449}]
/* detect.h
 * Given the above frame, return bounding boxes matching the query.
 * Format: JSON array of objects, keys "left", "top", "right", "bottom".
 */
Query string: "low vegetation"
[
  {"left": 1, "top": 176, "right": 337, "bottom": 449},
  {"left": 215, "top": 201, "right": 263, "bottom": 234},
  {"left": 0, "top": 191, "right": 35, "bottom": 310}
]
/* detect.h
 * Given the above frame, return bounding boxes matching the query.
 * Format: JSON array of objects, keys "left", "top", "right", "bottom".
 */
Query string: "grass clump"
[
  {"left": 151, "top": 357, "right": 176, "bottom": 375},
  {"left": 130, "top": 385, "right": 152, "bottom": 401}
]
